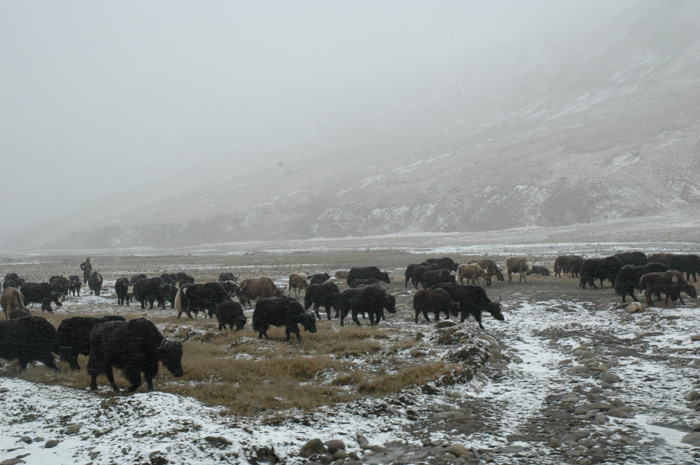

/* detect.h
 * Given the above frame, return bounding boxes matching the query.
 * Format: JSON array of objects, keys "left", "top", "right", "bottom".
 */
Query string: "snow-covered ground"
[{"left": 2, "top": 247, "right": 700, "bottom": 464}]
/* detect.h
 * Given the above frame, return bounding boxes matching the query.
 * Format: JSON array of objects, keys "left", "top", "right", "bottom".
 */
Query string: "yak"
[
  {"left": 252, "top": 296, "right": 317, "bottom": 342},
  {"left": 339, "top": 284, "right": 396, "bottom": 327},
  {"left": 20, "top": 282, "right": 63, "bottom": 313},
  {"left": 425, "top": 257, "right": 459, "bottom": 272},
  {"left": 579, "top": 256, "right": 624, "bottom": 289},
  {"left": 214, "top": 301, "right": 247, "bottom": 331},
  {"left": 413, "top": 289, "right": 458, "bottom": 323},
  {"left": 1, "top": 287, "right": 25, "bottom": 319},
  {"left": 88, "top": 271, "right": 104, "bottom": 296},
  {"left": 288, "top": 273, "right": 308, "bottom": 298},
  {"left": 614, "top": 263, "right": 669, "bottom": 303},
  {"left": 505, "top": 257, "right": 529, "bottom": 283},
  {"left": 639, "top": 270, "right": 698, "bottom": 306},
  {"left": 457, "top": 264, "right": 487, "bottom": 286},
  {"left": 56, "top": 315, "right": 126, "bottom": 370},
  {"left": 553, "top": 255, "right": 584, "bottom": 278},
  {"left": 87, "top": 318, "right": 186, "bottom": 392},
  {"left": 474, "top": 259, "right": 504, "bottom": 286},
  {"left": 304, "top": 282, "right": 341, "bottom": 320},
  {"left": 0, "top": 316, "right": 57, "bottom": 370},
  {"left": 309, "top": 273, "right": 331, "bottom": 285},
  {"left": 68, "top": 275, "right": 82, "bottom": 296},
  {"left": 174, "top": 282, "right": 230, "bottom": 319},
  {"left": 238, "top": 277, "right": 283, "bottom": 307},
  {"left": 432, "top": 283, "right": 504, "bottom": 329},
  {"left": 346, "top": 266, "right": 391, "bottom": 285},
  {"left": 115, "top": 277, "right": 132, "bottom": 305}
]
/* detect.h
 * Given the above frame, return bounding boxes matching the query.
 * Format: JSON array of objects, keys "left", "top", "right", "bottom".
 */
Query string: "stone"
[
  {"left": 1, "top": 457, "right": 27, "bottom": 465},
  {"left": 625, "top": 302, "right": 644, "bottom": 313},
  {"left": 20, "top": 436, "right": 32, "bottom": 444},
  {"left": 65, "top": 424, "right": 80, "bottom": 435},
  {"left": 436, "top": 321, "right": 456, "bottom": 329},
  {"left": 549, "top": 437, "right": 561, "bottom": 448},
  {"left": 45, "top": 439, "right": 59, "bottom": 448},
  {"left": 602, "top": 371, "right": 621, "bottom": 384},
  {"left": 445, "top": 444, "right": 469, "bottom": 457},
  {"left": 299, "top": 438, "right": 326, "bottom": 458},
  {"left": 331, "top": 449, "right": 346, "bottom": 460},
  {"left": 356, "top": 435, "right": 370, "bottom": 449},
  {"left": 607, "top": 408, "right": 634, "bottom": 418},
  {"left": 324, "top": 439, "right": 345, "bottom": 454},
  {"left": 204, "top": 436, "right": 232, "bottom": 448},
  {"left": 681, "top": 432, "right": 700, "bottom": 446},
  {"left": 619, "top": 436, "right": 638, "bottom": 446},
  {"left": 685, "top": 391, "right": 700, "bottom": 401}
]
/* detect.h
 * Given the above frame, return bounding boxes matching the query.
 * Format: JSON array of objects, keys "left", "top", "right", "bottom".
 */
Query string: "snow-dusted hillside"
[{"left": 5, "top": 0, "right": 700, "bottom": 252}]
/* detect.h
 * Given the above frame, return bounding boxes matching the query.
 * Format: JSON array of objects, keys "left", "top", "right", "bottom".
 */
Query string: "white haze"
[{"left": 1, "top": 0, "right": 640, "bottom": 245}]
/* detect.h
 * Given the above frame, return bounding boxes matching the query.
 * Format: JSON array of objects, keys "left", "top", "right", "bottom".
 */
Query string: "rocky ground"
[{"left": 1, "top": 249, "right": 700, "bottom": 464}]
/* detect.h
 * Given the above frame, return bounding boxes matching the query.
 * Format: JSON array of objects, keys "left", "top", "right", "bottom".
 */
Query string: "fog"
[{"left": 1, "top": 1, "right": 641, "bottom": 246}]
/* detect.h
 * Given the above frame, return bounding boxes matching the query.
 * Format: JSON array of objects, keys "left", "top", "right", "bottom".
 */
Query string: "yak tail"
[
  {"left": 638, "top": 275, "right": 647, "bottom": 290},
  {"left": 174, "top": 287, "right": 185, "bottom": 312}
]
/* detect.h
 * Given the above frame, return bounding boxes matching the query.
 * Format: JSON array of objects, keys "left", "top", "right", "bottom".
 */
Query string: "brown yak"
[
  {"left": 288, "top": 273, "right": 308, "bottom": 298},
  {"left": 505, "top": 257, "right": 529, "bottom": 283},
  {"left": 1, "top": 287, "right": 26, "bottom": 319},
  {"left": 457, "top": 264, "right": 487, "bottom": 286},
  {"left": 239, "top": 277, "right": 283, "bottom": 307},
  {"left": 639, "top": 270, "right": 697, "bottom": 306}
]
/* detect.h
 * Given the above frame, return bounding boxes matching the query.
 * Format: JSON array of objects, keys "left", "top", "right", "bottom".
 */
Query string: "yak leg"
[
  {"left": 124, "top": 367, "right": 143, "bottom": 392},
  {"left": 352, "top": 310, "right": 362, "bottom": 326},
  {"left": 144, "top": 360, "right": 159, "bottom": 390},
  {"left": 104, "top": 366, "right": 120, "bottom": 392},
  {"left": 645, "top": 291, "right": 654, "bottom": 306},
  {"left": 474, "top": 311, "right": 485, "bottom": 330}
]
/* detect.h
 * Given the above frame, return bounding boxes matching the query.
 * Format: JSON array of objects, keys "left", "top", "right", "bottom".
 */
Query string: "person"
[{"left": 80, "top": 257, "right": 93, "bottom": 283}]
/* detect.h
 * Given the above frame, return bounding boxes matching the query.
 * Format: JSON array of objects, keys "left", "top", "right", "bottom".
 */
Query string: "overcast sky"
[{"left": 1, "top": 0, "right": 640, "bottom": 240}]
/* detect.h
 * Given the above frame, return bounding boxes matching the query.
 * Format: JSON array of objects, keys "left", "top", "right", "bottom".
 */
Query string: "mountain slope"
[{"left": 10, "top": 0, "right": 700, "bottom": 251}]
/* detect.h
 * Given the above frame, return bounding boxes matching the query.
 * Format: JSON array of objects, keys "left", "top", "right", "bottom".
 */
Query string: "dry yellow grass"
[{"left": 9, "top": 314, "right": 456, "bottom": 416}]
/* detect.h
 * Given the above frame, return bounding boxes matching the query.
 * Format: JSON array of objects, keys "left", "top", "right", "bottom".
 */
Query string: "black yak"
[{"left": 87, "top": 318, "right": 186, "bottom": 392}]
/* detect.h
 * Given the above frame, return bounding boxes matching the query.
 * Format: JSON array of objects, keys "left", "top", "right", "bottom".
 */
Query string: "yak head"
[
  {"left": 488, "top": 298, "right": 505, "bottom": 322},
  {"left": 299, "top": 311, "right": 317, "bottom": 333},
  {"left": 380, "top": 272, "right": 391, "bottom": 284},
  {"left": 157, "top": 333, "right": 189, "bottom": 378},
  {"left": 235, "top": 315, "right": 248, "bottom": 331},
  {"left": 51, "top": 292, "right": 64, "bottom": 306},
  {"left": 384, "top": 294, "right": 397, "bottom": 314}
]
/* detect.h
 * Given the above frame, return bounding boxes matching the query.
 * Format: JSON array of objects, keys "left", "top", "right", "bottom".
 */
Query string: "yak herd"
[{"left": 0, "top": 250, "right": 698, "bottom": 393}]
